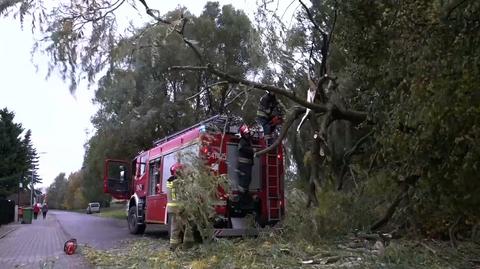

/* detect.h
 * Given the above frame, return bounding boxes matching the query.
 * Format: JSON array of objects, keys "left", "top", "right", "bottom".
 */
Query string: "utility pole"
[
  {"left": 18, "top": 181, "right": 22, "bottom": 206},
  {"left": 31, "top": 152, "right": 47, "bottom": 207},
  {"left": 30, "top": 169, "right": 34, "bottom": 207}
]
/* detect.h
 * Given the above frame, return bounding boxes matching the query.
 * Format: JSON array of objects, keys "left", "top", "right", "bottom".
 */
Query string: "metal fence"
[{"left": 0, "top": 199, "right": 15, "bottom": 225}]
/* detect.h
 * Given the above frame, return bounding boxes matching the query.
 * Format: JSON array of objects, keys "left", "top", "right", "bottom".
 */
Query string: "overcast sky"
[
  {"left": 0, "top": 0, "right": 295, "bottom": 190},
  {"left": 0, "top": 19, "right": 96, "bottom": 190}
]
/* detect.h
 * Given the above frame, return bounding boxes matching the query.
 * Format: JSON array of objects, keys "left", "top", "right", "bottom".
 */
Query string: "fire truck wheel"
[{"left": 128, "top": 206, "right": 145, "bottom": 234}]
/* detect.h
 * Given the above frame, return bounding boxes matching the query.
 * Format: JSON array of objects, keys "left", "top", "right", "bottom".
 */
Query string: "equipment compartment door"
[
  {"left": 145, "top": 194, "right": 167, "bottom": 223},
  {"left": 145, "top": 158, "right": 167, "bottom": 223}
]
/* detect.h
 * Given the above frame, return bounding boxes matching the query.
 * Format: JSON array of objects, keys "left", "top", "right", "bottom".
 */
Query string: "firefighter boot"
[
  {"left": 182, "top": 222, "right": 195, "bottom": 249},
  {"left": 169, "top": 214, "right": 182, "bottom": 251}
]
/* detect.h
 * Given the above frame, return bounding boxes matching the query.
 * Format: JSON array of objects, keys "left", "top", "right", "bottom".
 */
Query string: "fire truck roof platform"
[{"left": 153, "top": 114, "right": 244, "bottom": 146}]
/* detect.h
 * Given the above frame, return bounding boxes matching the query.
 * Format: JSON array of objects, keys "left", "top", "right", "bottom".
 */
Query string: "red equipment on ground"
[
  {"left": 103, "top": 115, "right": 285, "bottom": 237},
  {"left": 64, "top": 239, "right": 77, "bottom": 255}
]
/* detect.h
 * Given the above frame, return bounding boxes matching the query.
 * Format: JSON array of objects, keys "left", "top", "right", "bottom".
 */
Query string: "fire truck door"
[
  {"left": 145, "top": 159, "right": 167, "bottom": 224},
  {"left": 104, "top": 159, "right": 131, "bottom": 200}
]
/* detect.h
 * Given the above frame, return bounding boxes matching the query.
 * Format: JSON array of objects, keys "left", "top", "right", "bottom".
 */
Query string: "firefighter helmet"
[
  {"left": 239, "top": 124, "right": 250, "bottom": 137},
  {"left": 170, "top": 163, "right": 183, "bottom": 176}
]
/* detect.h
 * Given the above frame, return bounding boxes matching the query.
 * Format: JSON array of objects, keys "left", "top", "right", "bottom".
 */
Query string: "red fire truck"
[{"left": 104, "top": 115, "right": 284, "bottom": 236}]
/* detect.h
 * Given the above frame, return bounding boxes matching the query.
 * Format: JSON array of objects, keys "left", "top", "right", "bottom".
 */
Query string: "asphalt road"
[{"left": 52, "top": 210, "right": 167, "bottom": 250}]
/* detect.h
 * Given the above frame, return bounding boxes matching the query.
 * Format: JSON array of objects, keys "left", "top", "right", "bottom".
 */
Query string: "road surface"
[
  {"left": 0, "top": 210, "right": 167, "bottom": 268},
  {"left": 54, "top": 210, "right": 136, "bottom": 249},
  {"left": 54, "top": 210, "right": 168, "bottom": 249}
]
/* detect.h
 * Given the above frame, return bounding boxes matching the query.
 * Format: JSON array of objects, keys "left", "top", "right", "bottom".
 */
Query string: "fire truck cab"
[{"left": 104, "top": 115, "right": 285, "bottom": 236}]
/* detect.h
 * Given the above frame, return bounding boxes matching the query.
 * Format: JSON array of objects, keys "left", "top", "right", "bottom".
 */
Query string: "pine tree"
[
  {"left": 22, "top": 129, "right": 41, "bottom": 187},
  {"left": 0, "top": 108, "right": 28, "bottom": 198}
]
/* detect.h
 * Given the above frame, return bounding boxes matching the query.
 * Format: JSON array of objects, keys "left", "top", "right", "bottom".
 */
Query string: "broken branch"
[
  {"left": 343, "top": 130, "right": 374, "bottom": 160},
  {"left": 139, "top": 0, "right": 173, "bottom": 25},
  {"left": 169, "top": 65, "right": 367, "bottom": 122},
  {"left": 371, "top": 175, "right": 419, "bottom": 231},
  {"left": 370, "top": 188, "right": 408, "bottom": 231},
  {"left": 205, "top": 64, "right": 367, "bottom": 122},
  {"left": 185, "top": 81, "right": 228, "bottom": 101},
  {"left": 139, "top": 0, "right": 204, "bottom": 63},
  {"left": 224, "top": 88, "right": 250, "bottom": 108},
  {"left": 170, "top": 66, "right": 207, "bottom": 71},
  {"left": 183, "top": 37, "right": 204, "bottom": 63}
]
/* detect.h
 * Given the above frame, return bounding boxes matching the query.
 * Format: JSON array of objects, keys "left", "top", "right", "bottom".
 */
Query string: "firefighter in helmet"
[
  {"left": 166, "top": 163, "right": 195, "bottom": 250},
  {"left": 255, "top": 91, "right": 283, "bottom": 145},
  {"left": 237, "top": 124, "right": 254, "bottom": 206}
]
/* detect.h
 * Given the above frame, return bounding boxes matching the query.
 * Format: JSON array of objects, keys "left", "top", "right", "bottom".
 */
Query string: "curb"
[{"left": 0, "top": 226, "right": 18, "bottom": 239}]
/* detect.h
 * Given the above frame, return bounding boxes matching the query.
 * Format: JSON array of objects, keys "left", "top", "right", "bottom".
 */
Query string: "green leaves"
[{"left": 334, "top": 0, "right": 480, "bottom": 234}]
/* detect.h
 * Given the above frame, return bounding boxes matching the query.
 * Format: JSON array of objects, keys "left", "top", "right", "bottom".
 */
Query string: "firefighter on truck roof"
[
  {"left": 166, "top": 163, "right": 195, "bottom": 250},
  {"left": 255, "top": 91, "right": 283, "bottom": 145},
  {"left": 237, "top": 124, "right": 255, "bottom": 207}
]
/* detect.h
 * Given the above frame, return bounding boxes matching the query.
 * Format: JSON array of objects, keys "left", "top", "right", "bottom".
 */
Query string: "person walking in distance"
[
  {"left": 33, "top": 203, "right": 40, "bottom": 220},
  {"left": 42, "top": 203, "right": 48, "bottom": 219}
]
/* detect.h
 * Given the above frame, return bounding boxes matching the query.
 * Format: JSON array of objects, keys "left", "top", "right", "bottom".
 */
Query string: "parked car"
[{"left": 86, "top": 202, "right": 101, "bottom": 214}]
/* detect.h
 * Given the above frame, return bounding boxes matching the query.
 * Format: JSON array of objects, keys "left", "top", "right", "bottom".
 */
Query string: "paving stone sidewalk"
[
  {"left": 0, "top": 215, "right": 90, "bottom": 269},
  {"left": 0, "top": 223, "right": 21, "bottom": 239}
]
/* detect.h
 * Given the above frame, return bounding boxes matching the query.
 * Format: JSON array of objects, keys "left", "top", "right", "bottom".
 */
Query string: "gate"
[{"left": 0, "top": 199, "right": 15, "bottom": 225}]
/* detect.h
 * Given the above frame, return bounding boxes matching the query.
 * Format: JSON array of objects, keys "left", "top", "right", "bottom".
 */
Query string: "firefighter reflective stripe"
[
  {"left": 167, "top": 181, "right": 176, "bottom": 201},
  {"left": 237, "top": 184, "right": 246, "bottom": 193},
  {"left": 167, "top": 180, "right": 183, "bottom": 214},
  {"left": 167, "top": 202, "right": 179, "bottom": 207},
  {"left": 212, "top": 200, "right": 227, "bottom": 206},
  {"left": 256, "top": 109, "right": 269, "bottom": 118},
  {"left": 170, "top": 238, "right": 181, "bottom": 244},
  {"left": 238, "top": 157, "right": 253, "bottom": 164}
]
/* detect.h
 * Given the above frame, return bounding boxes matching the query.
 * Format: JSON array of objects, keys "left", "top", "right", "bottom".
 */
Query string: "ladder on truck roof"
[
  {"left": 153, "top": 115, "right": 243, "bottom": 146},
  {"left": 266, "top": 147, "right": 282, "bottom": 222}
]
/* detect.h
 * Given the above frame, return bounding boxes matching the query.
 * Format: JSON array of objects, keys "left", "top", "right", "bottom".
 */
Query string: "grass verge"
[
  {"left": 80, "top": 232, "right": 480, "bottom": 269},
  {"left": 96, "top": 207, "right": 126, "bottom": 220}
]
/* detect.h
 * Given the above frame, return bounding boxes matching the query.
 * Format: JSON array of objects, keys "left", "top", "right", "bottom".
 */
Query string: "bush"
[
  {"left": 174, "top": 158, "right": 230, "bottom": 240},
  {"left": 284, "top": 172, "right": 402, "bottom": 239}
]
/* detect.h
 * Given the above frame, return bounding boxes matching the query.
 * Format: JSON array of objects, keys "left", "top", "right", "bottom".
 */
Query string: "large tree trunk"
[{"left": 306, "top": 114, "right": 322, "bottom": 208}]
